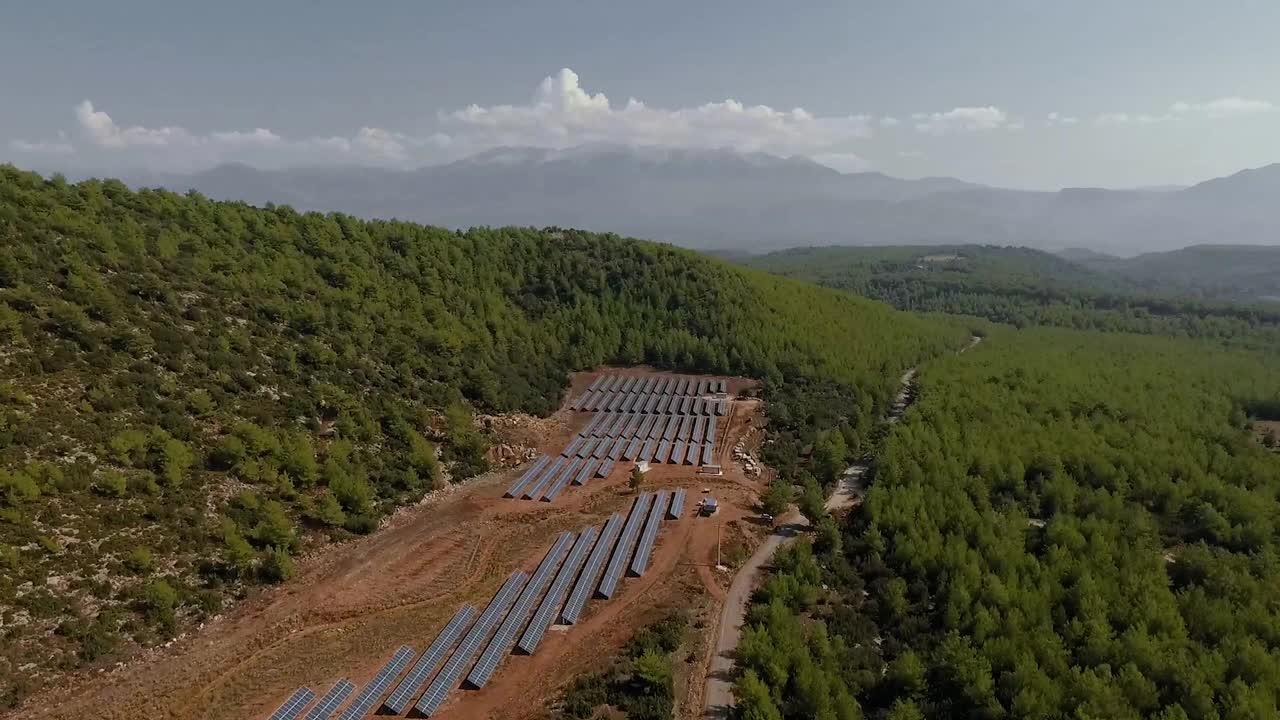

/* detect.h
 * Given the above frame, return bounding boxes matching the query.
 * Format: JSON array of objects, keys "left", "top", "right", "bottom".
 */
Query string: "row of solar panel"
[
  {"left": 570, "top": 390, "right": 729, "bottom": 415},
  {"left": 267, "top": 491, "right": 685, "bottom": 720},
  {"left": 576, "top": 412, "right": 720, "bottom": 445},
  {"left": 586, "top": 375, "right": 728, "bottom": 397}
]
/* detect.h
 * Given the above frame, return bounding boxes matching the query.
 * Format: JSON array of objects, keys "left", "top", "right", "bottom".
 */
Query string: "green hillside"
[
  {"left": 0, "top": 166, "right": 964, "bottom": 704},
  {"left": 738, "top": 327, "right": 1280, "bottom": 720},
  {"left": 746, "top": 244, "right": 1280, "bottom": 348},
  {"left": 1075, "top": 245, "right": 1280, "bottom": 302}
]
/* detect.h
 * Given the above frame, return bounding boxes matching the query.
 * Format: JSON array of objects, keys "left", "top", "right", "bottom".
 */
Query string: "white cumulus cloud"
[
  {"left": 9, "top": 137, "right": 74, "bottom": 155},
  {"left": 1170, "top": 97, "right": 1276, "bottom": 119},
  {"left": 913, "top": 106, "right": 1011, "bottom": 135}
]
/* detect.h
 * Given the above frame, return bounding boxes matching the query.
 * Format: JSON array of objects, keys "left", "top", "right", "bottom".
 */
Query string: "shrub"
[
  {"left": 95, "top": 470, "right": 128, "bottom": 498},
  {"left": 124, "top": 547, "right": 153, "bottom": 574},
  {"left": 258, "top": 546, "right": 295, "bottom": 583}
]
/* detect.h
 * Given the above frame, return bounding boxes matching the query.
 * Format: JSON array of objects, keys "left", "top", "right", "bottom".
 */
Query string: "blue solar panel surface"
[
  {"left": 667, "top": 488, "right": 686, "bottom": 519},
  {"left": 629, "top": 491, "right": 670, "bottom": 577},
  {"left": 597, "top": 494, "right": 653, "bottom": 599},
  {"left": 522, "top": 456, "right": 565, "bottom": 499},
  {"left": 269, "top": 687, "right": 316, "bottom": 720},
  {"left": 337, "top": 645, "right": 415, "bottom": 720},
  {"left": 518, "top": 525, "right": 598, "bottom": 654},
  {"left": 560, "top": 513, "right": 622, "bottom": 624},
  {"left": 381, "top": 606, "right": 477, "bottom": 715},
  {"left": 572, "top": 458, "right": 598, "bottom": 486},
  {"left": 504, "top": 455, "right": 549, "bottom": 498},
  {"left": 303, "top": 679, "right": 355, "bottom": 720},
  {"left": 466, "top": 532, "right": 574, "bottom": 689},
  {"left": 413, "top": 571, "right": 528, "bottom": 717}
]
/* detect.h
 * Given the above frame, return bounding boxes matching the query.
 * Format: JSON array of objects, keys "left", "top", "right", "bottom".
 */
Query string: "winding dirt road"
[{"left": 700, "top": 336, "right": 980, "bottom": 718}]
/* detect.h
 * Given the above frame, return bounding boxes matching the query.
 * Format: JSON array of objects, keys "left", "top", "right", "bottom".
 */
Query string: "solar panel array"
[
  {"left": 597, "top": 494, "right": 653, "bottom": 599},
  {"left": 466, "top": 532, "right": 575, "bottom": 689},
  {"left": 381, "top": 606, "right": 477, "bottom": 715},
  {"left": 414, "top": 571, "right": 528, "bottom": 717},
  {"left": 504, "top": 455, "right": 550, "bottom": 498},
  {"left": 269, "top": 488, "right": 687, "bottom": 720},
  {"left": 269, "top": 688, "right": 315, "bottom": 720},
  {"left": 303, "top": 679, "right": 354, "bottom": 720},
  {"left": 519, "top": 525, "right": 599, "bottom": 654},
  {"left": 629, "top": 491, "right": 670, "bottom": 577},
  {"left": 337, "top": 645, "right": 415, "bottom": 720},
  {"left": 667, "top": 488, "right": 687, "bottom": 519},
  {"left": 570, "top": 375, "right": 728, "bottom": 412},
  {"left": 560, "top": 512, "right": 623, "bottom": 624}
]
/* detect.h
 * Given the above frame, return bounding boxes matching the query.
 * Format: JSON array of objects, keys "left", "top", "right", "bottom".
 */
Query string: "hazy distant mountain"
[
  {"left": 121, "top": 145, "right": 1280, "bottom": 255},
  {"left": 1071, "top": 244, "right": 1280, "bottom": 301}
]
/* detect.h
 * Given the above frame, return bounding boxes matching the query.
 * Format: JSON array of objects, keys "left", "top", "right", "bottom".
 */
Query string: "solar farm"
[
  {"left": 263, "top": 488, "right": 688, "bottom": 719},
  {"left": 506, "top": 373, "right": 731, "bottom": 503}
]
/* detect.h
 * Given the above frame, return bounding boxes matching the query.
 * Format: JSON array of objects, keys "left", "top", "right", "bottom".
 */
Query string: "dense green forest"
[
  {"left": 0, "top": 165, "right": 965, "bottom": 705},
  {"left": 746, "top": 245, "right": 1280, "bottom": 350},
  {"left": 736, "top": 328, "right": 1280, "bottom": 720}
]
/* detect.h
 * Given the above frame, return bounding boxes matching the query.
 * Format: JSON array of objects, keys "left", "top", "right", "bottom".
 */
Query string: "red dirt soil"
[{"left": 9, "top": 368, "right": 767, "bottom": 720}]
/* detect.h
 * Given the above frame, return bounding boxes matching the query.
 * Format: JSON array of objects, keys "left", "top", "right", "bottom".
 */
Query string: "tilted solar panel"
[
  {"left": 596, "top": 458, "right": 615, "bottom": 477},
  {"left": 629, "top": 490, "right": 670, "bottom": 577},
  {"left": 519, "top": 525, "right": 598, "bottom": 654},
  {"left": 680, "top": 396, "right": 694, "bottom": 415},
  {"left": 685, "top": 441, "right": 700, "bottom": 466},
  {"left": 579, "top": 413, "right": 606, "bottom": 438},
  {"left": 413, "top": 571, "right": 528, "bottom": 717},
  {"left": 661, "top": 415, "right": 678, "bottom": 441},
  {"left": 336, "top": 645, "right": 416, "bottom": 720},
  {"left": 620, "top": 376, "right": 638, "bottom": 393},
  {"left": 695, "top": 379, "right": 707, "bottom": 396},
  {"left": 504, "top": 455, "right": 550, "bottom": 498},
  {"left": 671, "top": 440, "right": 687, "bottom": 465},
  {"left": 637, "top": 414, "right": 656, "bottom": 439},
  {"left": 639, "top": 438, "right": 658, "bottom": 463},
  {"left": 588, "top": 391, "right": 607, "bottom": 412},
  {"left": 693, "top": 416, "right": 707, "bottom": 444},
  {"left": 303, "top": 679, "right": 355, "bottom": 720},
  {"left": 655, "top": 439, "right": 672, "bottom": 464},
  {"left": 607, "top": 436, "right": 626, "bottom": 461},
  {"left": 591, "top": 438, "right": 609, "bottom": 459},
  {"left": 560, "top": 513, "right": 623, "bottom": 624},
  {"left": 642, "top": 394, "right": 660, "bottom": 413},
  {"left": 596, "top": 493, "right": 653, "bottom": 599},
  {"left": 522, "top": 456, "right": 566, "bottom": 499},
  {"left": 716, "top": 399, "right": 727, "bottom": 416},
  {"left": 572, "top": 458, "right": 599, "bottom": 485},
  {"left": 466, "top": 533, "right": 574, "bottom": 689},
  {"left": 636, "top": 377, "right": 656, "bottom": 395},
  {"left": 268, "top": 687, "right": 315, "bottom": 720},
  {"left": 606, "top": 392, "right": 627, "bottom": 412},
  {"left": 677, "top": 416, "right": 693, "bottom": 442},
  {"left": 561, "top": 436, "right": 583, "bottom": 458},
  {"left": 623, "top": 437, "right": 643, "bottom": 461},
  {"left": 577, "top": 437, "right": 598, "bottom": 459},
  {"left": 601, "top": 376, "right": 621, "bottom": 392},
  {"left": 588, "top": 375, "right": 605, "bottom": 392},
  {"left": 542, "top": 458, "right": 582, "bottom": 502},
  {"left": 622, "top": 414, "right": 644, "bottom": 438},
  {"left": 601, "top": 412, "right": 626, "bottom": 437},
  {"left": 380, "top": 606, "right": 477, "bottom": 715},
  {"left": 701, "top": 442, "right": 713, "bottom": 466},
  {"left": 706, "top": 416, "right": 718, "bottom": 445},
  {"left": 667, "top": 488, "right": 686, "bottom": 519}
]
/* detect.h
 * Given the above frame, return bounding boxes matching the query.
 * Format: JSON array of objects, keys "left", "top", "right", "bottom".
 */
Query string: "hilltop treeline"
[
  {"left": 737, "top": 328, "right": 1280, "bottom": 720},
  {"left": 0, "top": 165, "right": 963, "bottom": 703}
]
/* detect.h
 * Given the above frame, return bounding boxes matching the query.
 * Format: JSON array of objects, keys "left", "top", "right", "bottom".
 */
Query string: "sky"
[{"left": 2, "top": 0, "right": 1279, "bottom": 189}]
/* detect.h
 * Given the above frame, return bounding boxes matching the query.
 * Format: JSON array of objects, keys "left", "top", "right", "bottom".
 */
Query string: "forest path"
[{"left": 699, "top": 335, "right": 980, "bottom": 718}]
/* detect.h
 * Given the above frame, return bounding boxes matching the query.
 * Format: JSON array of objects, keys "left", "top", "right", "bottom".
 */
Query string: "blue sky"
[{"left": 3, "top": 0, "right": 1278, "bottom": 188}]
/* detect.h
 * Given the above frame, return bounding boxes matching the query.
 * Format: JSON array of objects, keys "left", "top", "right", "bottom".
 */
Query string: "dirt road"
[{"left": 699, "top": 338, "right": 982, "bottom": 717}]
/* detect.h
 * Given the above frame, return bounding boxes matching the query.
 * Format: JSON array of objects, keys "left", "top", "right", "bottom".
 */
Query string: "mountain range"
[{"left": 117, "top": 145, "right": 1280, "bottom": 255}]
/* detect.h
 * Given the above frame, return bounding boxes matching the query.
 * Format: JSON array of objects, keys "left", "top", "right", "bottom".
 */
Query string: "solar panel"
[
  {"left": 596, "top": 458, "right": 615, "bottom": 477},
  {"left": 718, "top": 379, "right": 728, "bottom": 393},
  {"left": 681, "top": 396, "right": 694, "bottom": 415},
  {"left": 572, "top": 458, "right": 599, "bottom": 485},
  {"left": 606, "top": 392, "right": 626, "bottom": 412},
  {"left": 337, "top": 645, "right": 415, "bottom": 720},
  {"left": 381, "top": 606, "right": 477, "bottom": 715},
  {"left": 701, "top": 442, "right": 713, "bottom": 466},
  {"left": 591, "top": 439, "right": 609, "bottom": 459},
  {"left": 695, "top": 379, "right": 707, "bottom": 396},
  {"left": 519, "top": 525, "right": 598, "bottom": 654},
  {"left": 701, "top": 398, "right": 713, "bottom": 415},
  {"left": 622, "top": 414, "right": 644, "bottom": 439},
  {"left": 646, "top": 415, "right": 664, "bottom": 440},
  {"left": 601, "top": 376, "right": 621, "bottom": 392},
  {"left": 640, "top": 394, "right": 658, "bottom": 413},
  {"left": 607, "top": 437, "right": 626, "bottom": 461},
  {"left": 661, "top": 415, "right": 678, "bottom": 441},
  {"left": 577, "top": 437, "right": 598, "bottom": 459},
  {"left": 561, "top": 513, "right": 623, "bottom": 624},
  {"left": 667, "top": 488, "right": 686, "bottom": 519},
  {"left": 561, "top": 437, "right": 583, "bottom": 458},
  {"left": 620, "top": 376, "right": 638, "bottom": 393},
  {"left": 522, "top": 456, "right": 566, "bottom": 500},
  {"left": 676, "top": 379, "right": 690, "bottom": 396},
  {"left": 685, "top": 441, "right": 700, "bottom": 466},
  {"left": 269, "top": 687, "right": 316, "bottom": 720},
  {"left": 579, "top": 413, "right": 606, "bottom": 438},
  {"left": 602, "top": 412, "right": 626, "bottom": 437},
  {"left": 707, "top": 416, "right": 718, "bottom": 445},
  {"left": 504, "top": 455, "right": 550, "bottom": 498},
  {"left": 588, "top": 391, "right": 607, "bottom": 412},
  {"left": 636, "top": 377, "right": 656, "bottom": 395},
  {"left": 655, "top": 439, "right": 672, "bottom": 464},
  {"left": 466, "top": 533, "right": 574, "bottom": 689},
  {"left": 627, "top": 393, "right": 647, "bottom": 413},
  {"left": 639, "top": 438, "right": 658, "bottom": 463},
  {"left": 693, "top": 416, "right": 707, "bottom": 443},
  {"left": 671, "top": 440, "right": 687, "bottom": 465},
  {"left": 542, "top": 459, "right": 582, "bottom": 502},
  {"left": 677, "top": 416, "right": 693, "bottom": 442},
  {"left": 629, "top": 490, "right": 670, "bottom": 577},
  {"left": 623, "top": 437, "right": 643, "bottom": 461},
  {"left": 588, "top": 376, "right": 605, "bottom": 392},
  {"left": 413, "top": 571, "right": 528, "bottom": 717},
  {"left": 716, "top": 399, "right": 727, "bottom": 416},
  {"left": 304, "top": 679, "right": 355, "bottom": 720},
  {"left": 597, "top": 494, "right": 653, "bottom": 599},
  {"left": 637, "top": 415, "right": 656, "bottom": 439}
]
